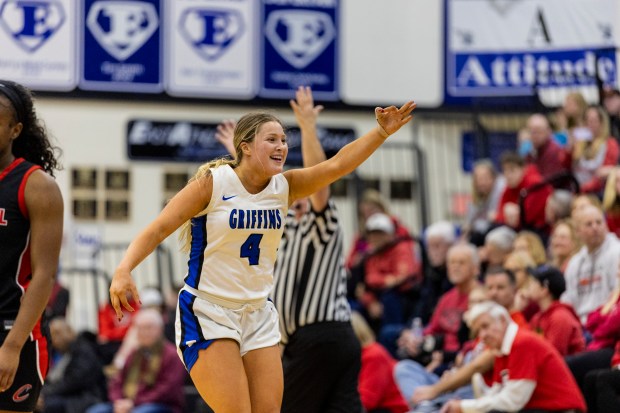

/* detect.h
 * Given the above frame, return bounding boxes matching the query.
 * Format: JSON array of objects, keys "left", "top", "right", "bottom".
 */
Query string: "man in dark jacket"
[{"left": 40, "top": 317, "right": 107, "bottom": 413}]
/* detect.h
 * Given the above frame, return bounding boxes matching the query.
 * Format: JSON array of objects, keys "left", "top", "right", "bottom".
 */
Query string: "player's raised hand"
[
  {"left": 215, "top": 119, "right": 237, "bottom": 158},
  {"left": 375, "top": 101, "right": 416, "bottom": 138},
  {"left": 290, "top": 86, "right": 323, "bottom": 131}
]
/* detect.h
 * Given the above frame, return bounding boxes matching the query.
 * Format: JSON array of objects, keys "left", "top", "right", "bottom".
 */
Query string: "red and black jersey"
[{"left": 0, "top": 158, "right": 41, "bottom": 319}]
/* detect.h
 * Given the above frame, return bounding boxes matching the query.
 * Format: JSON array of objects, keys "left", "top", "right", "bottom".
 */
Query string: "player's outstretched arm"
[
  {"left": 285, "top": 101, "right": 416, "bottom": 204},
  {"left": 109, "top": 176, "right": 214, "bottom": 320}
]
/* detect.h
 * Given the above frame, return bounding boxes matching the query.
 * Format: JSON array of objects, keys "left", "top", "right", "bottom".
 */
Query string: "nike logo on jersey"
[{"left": 222, "top": 195, "right": 237, "bottom": 201}]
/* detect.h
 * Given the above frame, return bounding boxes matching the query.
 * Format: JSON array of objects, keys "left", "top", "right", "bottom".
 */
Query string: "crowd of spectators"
[{"left": 345, "top": 89, "right": 620, "bottom": 413}]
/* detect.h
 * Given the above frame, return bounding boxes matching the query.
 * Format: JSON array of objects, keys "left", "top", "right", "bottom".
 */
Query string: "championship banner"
[
  {"left": 165, "top": 0, "right": 257, "bottom": 99},
  {"left": 446, "top": 0, "right": 618, "bottom": 98},
  {"left": 0, "top": 0, "right": 77, "bottom": 91},
  {"left": 260, "top": 0, "right": 339, "bottom": 101},
  {"left": 80, "top": 0, "right": 163, "bottom": 92}
]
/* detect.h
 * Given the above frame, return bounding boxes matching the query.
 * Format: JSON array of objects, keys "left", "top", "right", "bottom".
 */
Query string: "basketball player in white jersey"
[{"left": 109, "top": 100, "right": 416, "bottom": 413}]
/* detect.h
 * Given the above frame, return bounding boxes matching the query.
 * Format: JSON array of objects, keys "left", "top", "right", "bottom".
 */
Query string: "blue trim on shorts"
[
  {"left": 179, "top": 290, "right": 204, "bottom": 345},
  {"left": 186, "top": 216, "right": 207, "bottom": 288},
  {"left": 183, "top": 339, "right": 214, "bottom": 372}
]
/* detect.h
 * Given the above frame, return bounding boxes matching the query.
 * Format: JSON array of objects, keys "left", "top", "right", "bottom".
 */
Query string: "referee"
[{"left": 271, "top": 87, "right": 362, "bottom": 413}]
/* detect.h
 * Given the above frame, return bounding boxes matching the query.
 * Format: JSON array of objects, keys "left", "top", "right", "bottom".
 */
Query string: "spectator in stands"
[
  {"left": 97, "top": 292, "right": 139, "bottom": 366},
  {"left": 566, "top": 262, "right": 620, "bottom": 389},
  {"left": 418, "top": 221, "right": 457, "bottom": 323},
  {"left": 527, "top": 265, "right": 585, "bottom": 356},
  {"left": 602, "top": 166, "right": 620, "bottom": 237},
  {"left": 39, "top": 318, "right": 106, "bottom": 413},
  {"left": 553, "top": 91, "right": 588, "bottom": 147},
  {"left": 513, "top": 231, "right": 547, "bottom": 266},
  {"left": 346, "top": 188, "right": 411, "bottom": 272},
  {"left": 548, "top": 218, "right": 581, "bottom": 272},
  {"left": 525, "top": 113, "right": 569, "bottom": 179},
  {"left": 495, "top": 152, "right": 552, "bottom": 235},
  {"left": 463, "top": 159, "right": 505, "bottom": 246},
  {"left": 395, "top": 287, "right": 487, "bottom": 410},
  {"left": 111, "top": 287, "right": 166, "bottom": 372},
  {"left": 603, "top": 86, "right": 620, "bottom": 141},
  {"left": 351, "top": 312, "right": 409, "bottom": 413},
  {"left": 483, "top": 267, "right": 528, "bottom": 328},
  {"left": 397, "top": 243, "right": 480, "bottom": 364},
  {"left": 46, "top": 279, "right": 70, "bottom": 319},
  {"left": 571, "top": 193, "right": 603, "bottom": 219},
  {"left": 441, "top": 302, "right": 586, "bottom": 413},
  {"left": 407, "top": 282, "right": 539, "bottom": 410},
  {"left": 358, "top": 212, "right": 420, "bottom": 331},
  {"left": 583, "top": 339, "right": 620, "bottom": 413},
  {"left": 545, "top": 189, "right": 574, "bottom": 228},
  {"left": 570, "top": 106, "right": 619, "bottom": 194},
  {"left": 480, "top": 225, "right": 516, "bottom": 268},
  {"left": 503, "top": 250, "right": 538, "bottom": 320},
  {"left": 86, "top": 309, "right": 186, "bottom": 413},
  {"left": 562, "top": 205, "right": 620, "bottom": 323}
]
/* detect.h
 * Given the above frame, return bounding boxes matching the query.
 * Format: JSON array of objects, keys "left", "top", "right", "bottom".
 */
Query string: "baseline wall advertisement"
[{"left": 446, "top": 0, "right": 618, "bottom": 99}]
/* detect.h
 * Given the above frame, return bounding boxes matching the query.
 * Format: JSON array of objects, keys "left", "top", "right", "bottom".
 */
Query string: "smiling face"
[{"left": 243, "top": 120, "right": 288, "bottom": 177}]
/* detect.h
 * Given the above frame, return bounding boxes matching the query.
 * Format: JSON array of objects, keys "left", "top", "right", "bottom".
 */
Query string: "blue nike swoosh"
[{"left": 222, "top": 195, "right": 237, "bottom": 201}]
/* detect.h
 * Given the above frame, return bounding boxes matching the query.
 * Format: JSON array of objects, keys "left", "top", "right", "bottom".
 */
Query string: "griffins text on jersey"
[{"left": 229, "top": 209, "right": 282, "bottom": 230}]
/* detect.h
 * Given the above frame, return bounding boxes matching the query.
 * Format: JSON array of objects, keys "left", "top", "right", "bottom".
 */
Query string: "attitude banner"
[{"left": 446, "top": 0, "right": 618, "bottom": 98}]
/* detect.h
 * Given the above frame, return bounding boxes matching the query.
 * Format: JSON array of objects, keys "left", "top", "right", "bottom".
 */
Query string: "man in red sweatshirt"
[{"left": 528, "top": 265, "right": 585, "bottom": 356}]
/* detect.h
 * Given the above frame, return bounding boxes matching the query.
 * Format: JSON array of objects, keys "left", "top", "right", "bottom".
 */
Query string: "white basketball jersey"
[{"left": 184, "top": 165, "right": 289, "bottom": 302}]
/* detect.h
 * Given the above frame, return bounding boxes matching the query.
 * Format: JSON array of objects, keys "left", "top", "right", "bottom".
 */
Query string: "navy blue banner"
[
  {"left": 260, "top": 0, "right": 338, "bottom": 101},
  {"left": 448, "top": 49, "right": 618, "bottom": 98},
  {"left": 81, "top": 0, "right": 162, "bottom": 92},
  {"left": 461, "top": 131, "right": 517, "bottom": 173},
  {"left": 127, "top": 119, "right": 354, "bottom": 165}
]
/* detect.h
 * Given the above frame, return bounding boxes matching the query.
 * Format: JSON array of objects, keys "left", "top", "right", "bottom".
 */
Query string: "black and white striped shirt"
[{"left": 271, "top": 200, "right": 351, "bottom": 344}]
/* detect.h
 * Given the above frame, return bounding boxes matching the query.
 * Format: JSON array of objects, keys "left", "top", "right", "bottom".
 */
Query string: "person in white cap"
[{"left": 358, "top": 212, "right": 420, "bottom": 335}]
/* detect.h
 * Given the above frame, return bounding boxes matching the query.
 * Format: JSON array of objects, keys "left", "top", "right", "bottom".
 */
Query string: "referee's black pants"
[{"left": 281, "top": 321, "right": 362, "bottom": 413}]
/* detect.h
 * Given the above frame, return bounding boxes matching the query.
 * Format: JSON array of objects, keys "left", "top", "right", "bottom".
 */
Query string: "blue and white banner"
[
  {"left": 260, "top": 0, "right": 339, "bottom": 101},
  {"left": 165, "top": 0, "right": 256, "bottom": 99},
  {"left": 0, "top": 0, "right": 77, "bottom": 91},
  {"left": 80, "top": 0, "right": 162, "bottom": 92},
  {"left": 446, "top": 0, "right": 618, "bottom": 98}
]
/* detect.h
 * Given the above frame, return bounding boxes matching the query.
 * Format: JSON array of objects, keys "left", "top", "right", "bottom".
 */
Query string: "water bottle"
[{"left": 411, "top": 317, "right": 423, "bottom": 339}]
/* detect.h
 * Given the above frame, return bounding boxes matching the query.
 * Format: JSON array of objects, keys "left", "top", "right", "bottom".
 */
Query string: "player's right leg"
[{"left": 190, "top": 339, "right": 252, "bottom": 413}]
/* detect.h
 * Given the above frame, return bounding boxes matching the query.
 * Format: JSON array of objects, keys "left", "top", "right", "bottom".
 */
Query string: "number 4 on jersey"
[{"left": 240, "top": 233, "right": 263, "bottom": 265}]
